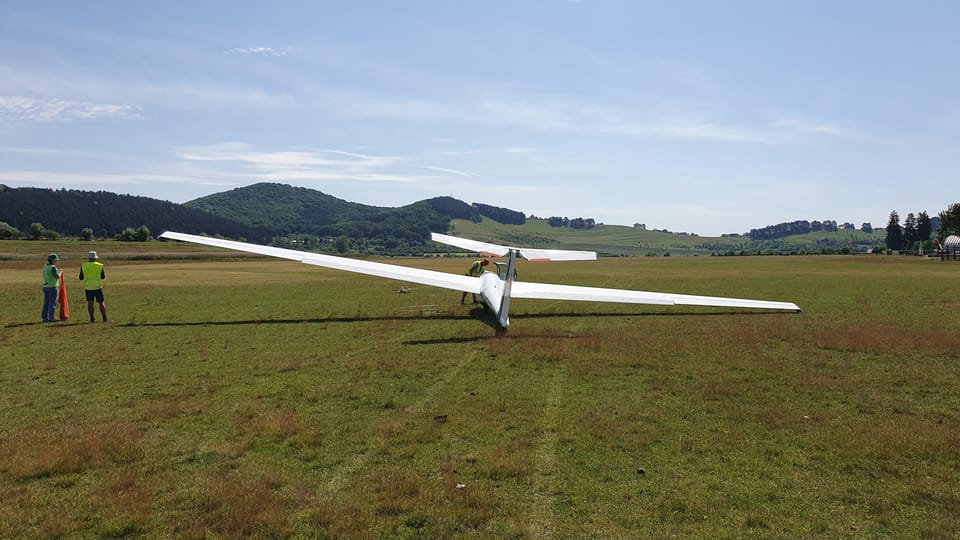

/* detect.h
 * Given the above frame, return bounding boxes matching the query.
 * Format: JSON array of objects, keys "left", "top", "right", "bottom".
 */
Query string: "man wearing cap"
[
  {"left": 41, "top": 253, "right": 63, "bottom": 322},
  {"left": 460, "top": 258, "right": 489, "bottom": 304},
  {"left": 79, "top": 251, "right": 109, "bottom": 323}
]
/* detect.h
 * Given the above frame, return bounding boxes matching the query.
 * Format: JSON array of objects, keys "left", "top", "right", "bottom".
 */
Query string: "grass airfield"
[{"left": 1, "top": 242, "right": 959, "bottom": 538}]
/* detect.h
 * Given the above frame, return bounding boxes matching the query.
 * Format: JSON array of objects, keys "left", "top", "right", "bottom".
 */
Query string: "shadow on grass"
[
  {"left": 404, "top": 310, "right": 795, "bottom": 345},
  {"left": 115, "top": 314, "right": 476, "bottom": 328},
  {"left": 3, "top": 320, "right": 85, "bottom": 328},
  {"left": 112, "top": 307, "right": 501, "bottom": 330},
  {"left": 6, "top": 309, "right": 794, "bottom": 332}
]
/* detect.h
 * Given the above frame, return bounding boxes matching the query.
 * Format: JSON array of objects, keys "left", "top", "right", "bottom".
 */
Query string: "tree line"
[
  {"left": 747, "top": 220, "right": 862, "bottom": 240},
  {"left": 0, "top": 220, "right": 158, "bottom": 242},
  {"left": 885, "top": 204, "right": 960, "bottom": 251},
  {"left": 0, "top": 185, "right": 268, "bottom": 241},
  {"left": 545, "top": 216, "right": 597, "bottom": 229}
]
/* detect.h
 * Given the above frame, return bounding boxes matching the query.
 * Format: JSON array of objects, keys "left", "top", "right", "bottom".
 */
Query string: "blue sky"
[{"left": 1, "top": 1, "right": 957, "bottom": 236}]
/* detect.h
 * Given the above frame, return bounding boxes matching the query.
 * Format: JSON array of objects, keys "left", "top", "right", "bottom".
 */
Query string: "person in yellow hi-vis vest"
[
  {"left": 79, "top": 250, "right": 109, "bottom": 323},
  {"left": 460, "top": 258, "right": 489, "bottom": 304}
]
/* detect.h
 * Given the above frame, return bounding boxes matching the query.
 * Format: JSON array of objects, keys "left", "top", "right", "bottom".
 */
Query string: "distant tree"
[
  {"left": 100, "top": 229, "right": 108, "bottom": 239},
  {"left": 917, "top": 211, "right": 932, "bottom": 241},
  {"left": 748, "top": 220, "right": 811, "bottom": 240},
  {"left": 547, "top": 216, "right": 565, "bottom": 227},
  {"left": 939, "top": 203, "right": 960, "bottom": 238},
  {"left": 903, "top": 213, "right": 918, "bottom": 247},
  {"left": 29, "top": 222, "right": 46, "bottom": 240},
  {"left": 80, "top": 228, "right": 94, "bottom": 241},
  {"left": 0, "top": 221, "right": 23, "bottom": 239},
  {"left": 116, "top": 227, "right": 137, "bottom": 241},
  {"left": 334, "top": 235, "right": 350, "bottom": 253},
  {"left": 885, "top": 211, "right": 903, "bottom": 250},
  {"left": 472, "top": 203, "right": 526, "bottom": 225},
  {"left": 134, "top": 225, "right": 151, "bottom": 242},
  {"left": 861, "top": 222, "right": 873, "bottom": 233}
]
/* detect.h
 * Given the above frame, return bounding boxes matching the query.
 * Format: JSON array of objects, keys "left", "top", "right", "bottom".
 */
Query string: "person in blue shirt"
[{"left": 41, "top": 253, "right": 62, "bottom": 322}]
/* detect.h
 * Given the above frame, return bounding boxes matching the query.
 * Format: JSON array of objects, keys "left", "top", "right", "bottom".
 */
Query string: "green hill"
[
  {"left": 184, "top": 183, "right": 383, "bottom": 233},
  {"left": 0, "top": 185, "right": 267, "bottom": 241},
  {"left": 184, "top": 183, "right": 484, "bottom": 254}
]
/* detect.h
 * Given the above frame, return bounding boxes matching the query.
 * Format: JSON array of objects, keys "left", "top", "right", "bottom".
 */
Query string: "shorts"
[{"left": 85, "top": 289, "right": 105, "bottom": 302}]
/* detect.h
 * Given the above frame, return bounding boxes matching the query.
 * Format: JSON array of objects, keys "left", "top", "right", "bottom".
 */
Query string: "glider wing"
[
  {"left": 431, "top": 233, "right": 597, "bottom": 261},
  {"left": 510, "top": 281, "right": 801, "bottom": 312},
  {"left": 159, "top": 231, "right": 481, "bottom": 294}
]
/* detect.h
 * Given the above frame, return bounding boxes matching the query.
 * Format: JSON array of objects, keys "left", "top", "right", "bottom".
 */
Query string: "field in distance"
[
  {"left": 1, "top": 242, "right": 958, "bottom": 537},
  {"left": 449, "top": 217, "right": 886, "bottom": 256}
]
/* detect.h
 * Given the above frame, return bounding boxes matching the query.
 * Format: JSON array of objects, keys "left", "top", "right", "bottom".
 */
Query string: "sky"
[{"left": 1, "top": 1, "right": 958, "bottom": 236}]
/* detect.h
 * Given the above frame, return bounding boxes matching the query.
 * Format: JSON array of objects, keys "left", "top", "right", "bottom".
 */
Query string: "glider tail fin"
[{"left": 496, "top": 249, "right": 518, "bottom": 329}]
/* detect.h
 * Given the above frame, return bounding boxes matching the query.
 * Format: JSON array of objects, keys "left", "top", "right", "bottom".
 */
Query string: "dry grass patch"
[
  {"left": 91, "top": 466, "right": 154, "bottom": 537},
  {"left": 179, "top": 467, "right": 291, "bottom": 538},
  {"left": 373, "top": 467, "right": 422, "bottom": 516},
  {"left": 479, "top": 444, "right": 532, "bottom": 480},
  {"left": 139, "top": 394, "right": 209, "bottom": 421},
  {"left": 233, "top": 405, "right": 304, "bottom": 441},
  {"left": 1, "top": 418, "right": 144, "bottom": 481},
  {"left": 811, "top": 321, "right": 960, "bottom": 355}
]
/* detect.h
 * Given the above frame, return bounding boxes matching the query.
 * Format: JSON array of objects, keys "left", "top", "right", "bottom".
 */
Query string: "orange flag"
[{"left": 59, "top": 278, "right": 70, "bottom": 320}]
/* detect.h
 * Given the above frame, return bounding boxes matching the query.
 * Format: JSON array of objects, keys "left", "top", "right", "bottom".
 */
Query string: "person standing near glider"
[
  {"left": 460, "top": 258, "right": 489, "bottom": 304},
  {"left": 79, "top": 251, "right": 109, "bottom": 323},
  {"left": 41, "top": 253, "right": 62, "bottom": 322}
]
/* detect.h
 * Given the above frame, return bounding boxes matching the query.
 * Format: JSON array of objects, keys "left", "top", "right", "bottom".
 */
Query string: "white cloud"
[
  {"left": 772, "top": 117, "right": 868, "bottom": 140},
  {"left": 255, "top": 170, "right": 432, "bottom": 183},
  {"left": 175, "top": 144, "right": 445, "bottom": 184},
  {"left": 0, "top": 64, "right": 292, "bottom": 113},
  {"left": 420, "top": 165, "right": 477, "bottom": 177},
  {"left": 225, "top": 46, "right": 289, "bottom": 57},
  {"left": 0, "top": 95, "right": 139, "bottom": 123},
  {"left": 0, "top": 170, "right": 232, "bottom": 187},
  {"left": 314, "top": 88, "right": 784, "bottom": 144}
]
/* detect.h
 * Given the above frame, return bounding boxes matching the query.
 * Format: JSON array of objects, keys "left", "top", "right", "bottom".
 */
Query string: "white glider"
[{"left": 159, "top": 231, "right": 801, "bottom": 329}]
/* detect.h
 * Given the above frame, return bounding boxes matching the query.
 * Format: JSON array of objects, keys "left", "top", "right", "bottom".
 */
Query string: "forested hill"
[
  {"left": 182, "top": 183, "right": 493, "bottom": 251},
  {"left": 0, "top": 182, "right": 529, "bottom": 252},
  {"left": 184, "top": 183, "right": 384, "bottom": 233},
  {"left": 0, "top": 185, "right": 268, "bottom": 241}
]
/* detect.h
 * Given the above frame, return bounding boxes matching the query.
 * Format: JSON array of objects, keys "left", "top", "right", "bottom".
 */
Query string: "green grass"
[
  {"left": 2, "top": 243, "right": 959, "bottom": 538},
  {"left": 449, "top": 217, "right": 887, "bottom": 256}
]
